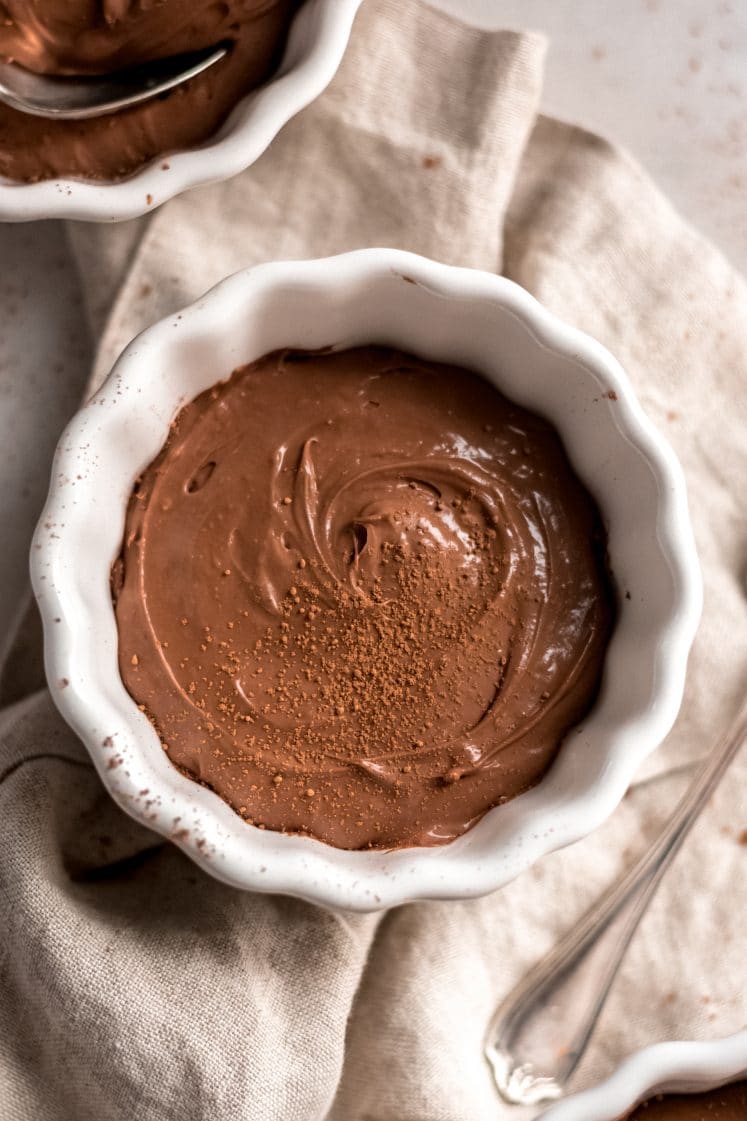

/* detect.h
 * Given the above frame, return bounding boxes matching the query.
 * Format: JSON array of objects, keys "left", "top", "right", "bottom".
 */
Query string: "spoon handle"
[{"left": 485, "top": 693, "right": 747, "bottom": 1106}]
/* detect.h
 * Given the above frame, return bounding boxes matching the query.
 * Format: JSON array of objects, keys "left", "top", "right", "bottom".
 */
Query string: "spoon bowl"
[{"left": 0, "top": 46, "right": 228, "bottom": 120}]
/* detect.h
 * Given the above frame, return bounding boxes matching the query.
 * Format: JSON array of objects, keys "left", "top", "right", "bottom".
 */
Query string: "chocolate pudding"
[
  {"left": 627, "top": 1081, "right": 747, "bottom": 1121},
  {"left": 112, "top": 347, "right": 616, "bottom": 850},
  {"left": 0, "top": 0, "right": 300, "bottom": 182}
]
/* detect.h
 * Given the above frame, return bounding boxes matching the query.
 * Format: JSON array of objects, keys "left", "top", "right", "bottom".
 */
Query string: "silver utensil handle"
[{"left": 485, "top": 693, "right": 747, "bottom": 1106}]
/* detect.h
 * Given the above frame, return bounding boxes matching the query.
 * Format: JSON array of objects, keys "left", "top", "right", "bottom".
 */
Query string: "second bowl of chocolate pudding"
[
  {"left": 0, "top": 0, "right": 363, "bottom": 221},
  {"left": 32, "top": 249, "right": 702, "bottom": 910}
]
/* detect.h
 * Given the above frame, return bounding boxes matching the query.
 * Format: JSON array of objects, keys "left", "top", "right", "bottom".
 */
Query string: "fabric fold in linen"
[
  {"left": 2, "top": 1, "right": 746, "bottom": 1119},
  {"left": 0, "top": 693, "right": 379, "bottom": 1121}
]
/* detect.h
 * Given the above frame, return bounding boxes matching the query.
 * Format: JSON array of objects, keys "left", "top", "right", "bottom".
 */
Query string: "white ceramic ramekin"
[
  {"left": 538, "top": 1033, "right": 747, "bottom": 1121},
  {"left": 31, "top": 249, "right": 702, "bottom": 911},
  {"left": 0, "top": 0, "right": 363, "bottom": 222}
]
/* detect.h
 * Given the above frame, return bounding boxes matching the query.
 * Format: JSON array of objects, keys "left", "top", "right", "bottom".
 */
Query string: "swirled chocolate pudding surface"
[
  {"left": 627, "top": 1082, "right": 747, "bottom": 1121},
  {"left": 113, "top": 347, "right": 615, "bottom": 850},
  {"left": 0, "top": 0, "right": 299, "bottom": 182}
]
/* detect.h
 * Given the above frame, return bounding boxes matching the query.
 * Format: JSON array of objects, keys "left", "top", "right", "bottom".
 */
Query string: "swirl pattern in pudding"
[{"left": 112, "top": 346, "right": 616, "bottom": 850}]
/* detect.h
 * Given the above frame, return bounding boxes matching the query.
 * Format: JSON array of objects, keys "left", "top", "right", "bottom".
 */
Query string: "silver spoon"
[
  {"left": 0, "top": 45, "right": 228, "bottom": 120},
  {"left": 485, "top": 692, "right": 747, "bottom": 1106}
]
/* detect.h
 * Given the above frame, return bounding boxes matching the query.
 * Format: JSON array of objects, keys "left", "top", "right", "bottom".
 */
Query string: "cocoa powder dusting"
[{"left": 112, "top": 347, "right": 616, "bottom": 849}]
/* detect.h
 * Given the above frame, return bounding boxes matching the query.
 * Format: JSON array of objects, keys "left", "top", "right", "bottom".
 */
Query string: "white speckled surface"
[
  {"left": 436, "top": 0, "right": 747, "bottom": 267},
  {"left": 0, "top": 0, "right": 745, "bottom": 649}
]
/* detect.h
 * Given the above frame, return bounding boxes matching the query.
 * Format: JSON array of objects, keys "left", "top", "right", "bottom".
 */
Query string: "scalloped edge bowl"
[
  {"left": 538, "top": 1033, "right": 747, "bottom": 1121},
  {"left": 30, "top": 248, "right": 702, "bottom": 911},
  {"left": 0, "top": 0, "right": 363, "bottom": 222}
]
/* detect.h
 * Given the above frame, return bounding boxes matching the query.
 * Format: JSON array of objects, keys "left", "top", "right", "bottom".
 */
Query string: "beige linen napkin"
[{"left": 1, "top": 3, "right": 746, "bottom": 1120}]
